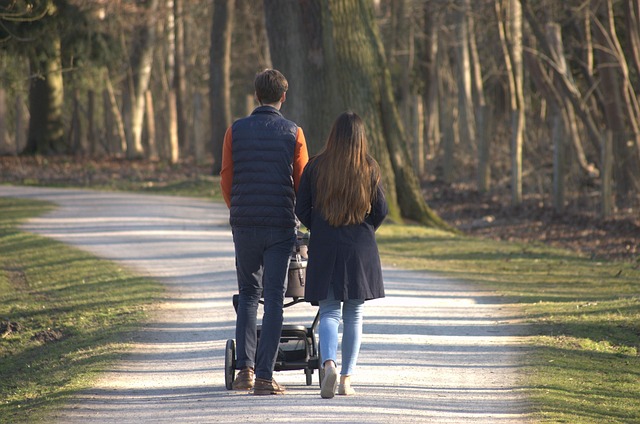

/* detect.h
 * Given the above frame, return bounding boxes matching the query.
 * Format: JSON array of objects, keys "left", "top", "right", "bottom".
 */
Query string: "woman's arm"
[
  {"left": 295, "top": 166, "right": 314, "bottom": 229},
  {"left": 368, "top": 184, "right": 388, "bottom": 230}
]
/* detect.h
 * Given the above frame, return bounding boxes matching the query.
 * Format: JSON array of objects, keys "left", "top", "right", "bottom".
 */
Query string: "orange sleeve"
[
  {"left": 293, "top": 127, "right": 309, "bottom": 192},
  {"left": 220, "top": 127, "right": 233, "bottom": 208}
]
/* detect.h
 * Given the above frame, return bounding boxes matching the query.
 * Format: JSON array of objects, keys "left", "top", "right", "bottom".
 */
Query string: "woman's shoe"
[
  {"left": 320, "top": 365, "right": 338, "bottom": 399},
  {"left": 337, "top": 375, "right": 355, "bottom": 396}
]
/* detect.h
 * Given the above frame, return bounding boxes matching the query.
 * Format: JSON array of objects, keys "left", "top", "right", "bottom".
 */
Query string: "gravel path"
[{"left": 1, "top": 186, "right": 531, "bottom": 423}]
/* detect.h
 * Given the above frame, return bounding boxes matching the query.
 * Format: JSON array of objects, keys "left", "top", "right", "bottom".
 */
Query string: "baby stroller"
[{"left": 225, "top": 232, "right": 321, "bottom": 389}]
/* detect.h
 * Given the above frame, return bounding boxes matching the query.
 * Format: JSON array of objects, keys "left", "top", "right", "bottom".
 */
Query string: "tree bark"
[
  {"left": 468, "top": 0, "right": 490, "bottom": 193},
  {"left": 0, "top": 87, "right": 9, "bottom": 155},
  {"left": 164, "top": 0, "right": 179, "bottom": 163},
  {"left": 455, "top": 0, "right": 476, "bottom": 153},
  {"left": 124, "top": 0, "right": 159, "bottom": 159},
  {"left": 210, "top": 0, "right": 235, "bottom": 174},
  {"left": 173, "top": 0, "right": 190, "bottom": 156},
  {"left": 103, "top": 69, "right": 127, "bottom": 155},
  {"left": 25, "top": 34, "right": 66, "bottom": 154},
  {"left": 264, "top": 0, "right": 338, "bottom": 153},
  {"left": 592, "top": 0, "right": 640, "bottom": 194},
  {"left": 264, "top": 0, "right": 450, "bottom": 229},
  {"left": 423, "top": 4, "right": 441, "bottom": 171},
  {"left": 145, "top": 89, "right": 159, "bottom": 161},
  {"left": 496, "top": 0, "right": 524, "bottom": 205}
]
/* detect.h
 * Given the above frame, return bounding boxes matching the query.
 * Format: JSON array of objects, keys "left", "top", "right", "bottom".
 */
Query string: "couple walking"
[{"left": 220, "top": 69, "right": 388, "bottom": 398}]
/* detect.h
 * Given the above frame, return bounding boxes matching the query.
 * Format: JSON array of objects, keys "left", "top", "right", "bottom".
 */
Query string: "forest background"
[{"left": 0, "top": 0, "right": 638, "bottom": 261}]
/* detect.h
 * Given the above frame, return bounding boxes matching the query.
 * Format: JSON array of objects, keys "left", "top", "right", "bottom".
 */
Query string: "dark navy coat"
[{"left": 295, "top": 160, "right": 388, "bottom": 303}]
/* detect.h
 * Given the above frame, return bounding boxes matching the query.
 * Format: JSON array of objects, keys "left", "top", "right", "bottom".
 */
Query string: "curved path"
[{"left": 1, "top": 186, "right": 531, "bottom": 423}]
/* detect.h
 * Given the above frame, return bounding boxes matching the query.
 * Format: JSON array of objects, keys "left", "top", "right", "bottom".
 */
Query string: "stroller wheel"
[
  {"left": 224, "top": 339, "right": 236, "bottom": 390},
  {"left": 305, "top": 368, "right": 313, "bottom": 386}
]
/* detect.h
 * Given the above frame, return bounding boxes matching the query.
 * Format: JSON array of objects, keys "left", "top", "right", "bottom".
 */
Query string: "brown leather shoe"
[
  {"left": 231, "top": 367, "right": 254, "bottom": 390},
  {"left": 253, "top": 377, "right": 286, "bottom": 395}
]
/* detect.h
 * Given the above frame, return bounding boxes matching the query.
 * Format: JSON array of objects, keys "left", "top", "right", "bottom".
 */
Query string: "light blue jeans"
[{"left": 318, "top": 289, "right": 364, "bottom": 376}]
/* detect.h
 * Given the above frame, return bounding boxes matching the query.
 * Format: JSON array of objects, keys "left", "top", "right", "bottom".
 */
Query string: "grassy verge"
[
  {"left": 0, "top": 198, "right": 164, "bottom": 423},
  {"left": 376, "top": 224, "right": 640, "bottom": 423},
  {"left": 3, "top": 179, "right": 638, "bottom": 422}
]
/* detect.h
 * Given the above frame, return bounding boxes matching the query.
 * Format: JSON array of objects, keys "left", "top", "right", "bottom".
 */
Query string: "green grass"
[
  {"left": 3, "top": 178, "right": 639, "bottom": 422},
  {"left": 376, "top": 224, "right": 640, "bottom": 423},
  {"left": 0, "top": 198, "right": 164, "bottom": 423}
]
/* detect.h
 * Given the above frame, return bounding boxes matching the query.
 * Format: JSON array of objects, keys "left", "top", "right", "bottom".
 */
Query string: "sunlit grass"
[
  {"left": 0, "top": 198, "right": 164, "bottom": 423},
  {"left": 2, "top": 181, "right": 638, "bottom": 422},
  {"left": 376, "top": 223, "right": 640, "bottom": 423}
]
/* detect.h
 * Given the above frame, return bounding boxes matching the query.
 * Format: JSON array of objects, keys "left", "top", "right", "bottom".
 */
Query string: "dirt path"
[{"left": 1, "top": 186, "right": 531, "bottom": 423}]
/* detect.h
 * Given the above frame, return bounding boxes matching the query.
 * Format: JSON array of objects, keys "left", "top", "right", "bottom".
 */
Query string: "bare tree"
[
  {"left": 174, "top": 0, "right": 190, "bottom": 156},
  {"left": 210, "top": 0, "right": 235, "bottom": 174},
  {"left": 264, "top": 0, "right": 450, "bottom": 229},
  {"left": 26, "top": 34, "right": 66, "bottom": 154},
  {"left": 496, "top": 0, "right": 524, "bottom": 205},
  {"left": 123, "top": 0, "right": 160, "bottom": 159}
]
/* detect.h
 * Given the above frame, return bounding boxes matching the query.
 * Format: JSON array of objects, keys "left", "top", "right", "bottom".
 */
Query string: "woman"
[{"left": 295, "top": 111, "right": 388, "bottom": 399}]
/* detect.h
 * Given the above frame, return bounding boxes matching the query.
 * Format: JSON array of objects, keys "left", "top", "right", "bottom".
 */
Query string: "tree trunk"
[
  {"left": 124, "top": 0, "right": 159, "bottom": 159},
  {"left": 164, "top": 0, "right": 179, "bottom": 164},
  {"left": 455, "top": 0, "right": 476, "bottom": 153},
  {"left": 87, "top": 90, "right": 96, "bottom": 156},
  {"left": 103, "top": 68, "right": 127, "bottom": 155},
  {"left": 264, "top": 0, "right": 450, "bottom": 229},
  {"left": 15, "top": 94, "right": 27, "bottom": 154},
  {"left": 423, "top": 4, "right": 441, "bottom": 171},
  {"left": 70, "top": 89, "right": 87, "bottom": 156},
  {"left": 25, "top": 34, "right": 66, "bottom": 155},
  {"left": 173, "top": 0, "right": 190, "bottom": 156},
  {"left": 193, "top": 92, "right": 207, "bottom": 164},
  {"left": 210, "top": 0, "right": 235, "bottom": 174},
  {"left": 551, "top": 103, "right": 565, "bottom": 212},
  {"left": 592, "top": 0, "right": 640, "bottom": 195},
  {"left": 496, "top": 0, "right": 524, "bottom": 205},
  {"left": 468, "top": 0, "right": 490, "bottom": 193},
  {"left": 510, "top": 0, "right": 524, "bottom": 206},
  {"left": 411, "top": 95, "right": 425, "bottom": 176},
  {"left": 264, "top": 0, "right": 338, "bottom": 153},
  {"left": 627, "top": 0, "right": 640, "bottom": 85},
  {"left": 145, "top": 89, "right": 159, "bottom": 161},
  {"left": 601, "top": 130, "right": 614, "bottom": 217},
  {"left": 0, "top": 87, "right": 9, "bottom": 155}
]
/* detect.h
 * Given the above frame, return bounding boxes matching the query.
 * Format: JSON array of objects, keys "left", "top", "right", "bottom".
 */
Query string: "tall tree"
[
  {"left": 173, "top": 0, "right": 190, "bottom": 156},
  {"left": 264, "top": 0, "right": 449, "bottom": 229},
  {"left": 123, "top": 0, "right": 160, "bottom": 159},
  {"left": 1, "top": 1, "right": 66, "bottom": 154},
  {"left": 210, "top": 0, "right": 235, "bottom": 174},
  {"left": 591, "top": 0, "right": 640, "bottom": 195},
  {"left": 496, "top": 0, "right": 524, "bottom": 205}
]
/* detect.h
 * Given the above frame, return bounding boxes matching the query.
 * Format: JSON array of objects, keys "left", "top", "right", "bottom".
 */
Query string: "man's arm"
[
  {"left": 293, "top": 127, "right": 309, "bottom": 192},
  {"left": 219, "top": 127, "right": 233, "bottom": 208}
]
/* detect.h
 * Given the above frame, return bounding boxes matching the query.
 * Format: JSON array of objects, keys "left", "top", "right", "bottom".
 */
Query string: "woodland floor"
[{"left": 1, "top": 155, "right": 639, "bottom": 263}]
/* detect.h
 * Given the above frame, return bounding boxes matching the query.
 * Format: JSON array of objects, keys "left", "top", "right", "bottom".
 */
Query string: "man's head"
[{"left": 254, "top": 69, "right": 288, "bottom": 105}]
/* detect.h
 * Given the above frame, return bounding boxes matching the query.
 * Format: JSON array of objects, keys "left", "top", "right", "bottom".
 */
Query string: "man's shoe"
[
  {"left": 253, "top": 377, "right": 286, "bottom": 395},
  {"left": 231, "top": 367, "right": 254, "bottom": 390}
]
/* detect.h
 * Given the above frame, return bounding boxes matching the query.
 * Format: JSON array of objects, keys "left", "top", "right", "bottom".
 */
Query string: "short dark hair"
[{"left": 254, "top": 69, "right": 288, "bottom": 104}]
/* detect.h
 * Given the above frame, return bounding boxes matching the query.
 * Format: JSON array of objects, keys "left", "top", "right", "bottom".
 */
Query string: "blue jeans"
[
  {"left": 318, "top": 290, "right": 364, "bottom": 376},
  {"left": 232, "top": 226, "right": 296, "bottom": 381}
]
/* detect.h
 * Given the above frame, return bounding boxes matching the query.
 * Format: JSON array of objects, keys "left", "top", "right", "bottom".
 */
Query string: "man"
[{"left": 220, "top": 69, "right": 309, "bottom": 395}]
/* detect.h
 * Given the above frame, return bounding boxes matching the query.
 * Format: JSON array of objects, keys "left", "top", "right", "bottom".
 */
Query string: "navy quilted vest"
[{"left": 230, "top": 106, "right": 298, "bottom": 228}]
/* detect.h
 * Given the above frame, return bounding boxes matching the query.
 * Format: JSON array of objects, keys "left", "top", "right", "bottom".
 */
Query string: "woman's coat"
[{"left": 295, "top": 160, "right": 389, "bottom": 303}]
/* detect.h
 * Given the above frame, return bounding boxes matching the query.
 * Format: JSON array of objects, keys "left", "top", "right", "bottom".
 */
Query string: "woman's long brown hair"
[{"left": 313, "top": 111, "right": 381, "bottom": 227}]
